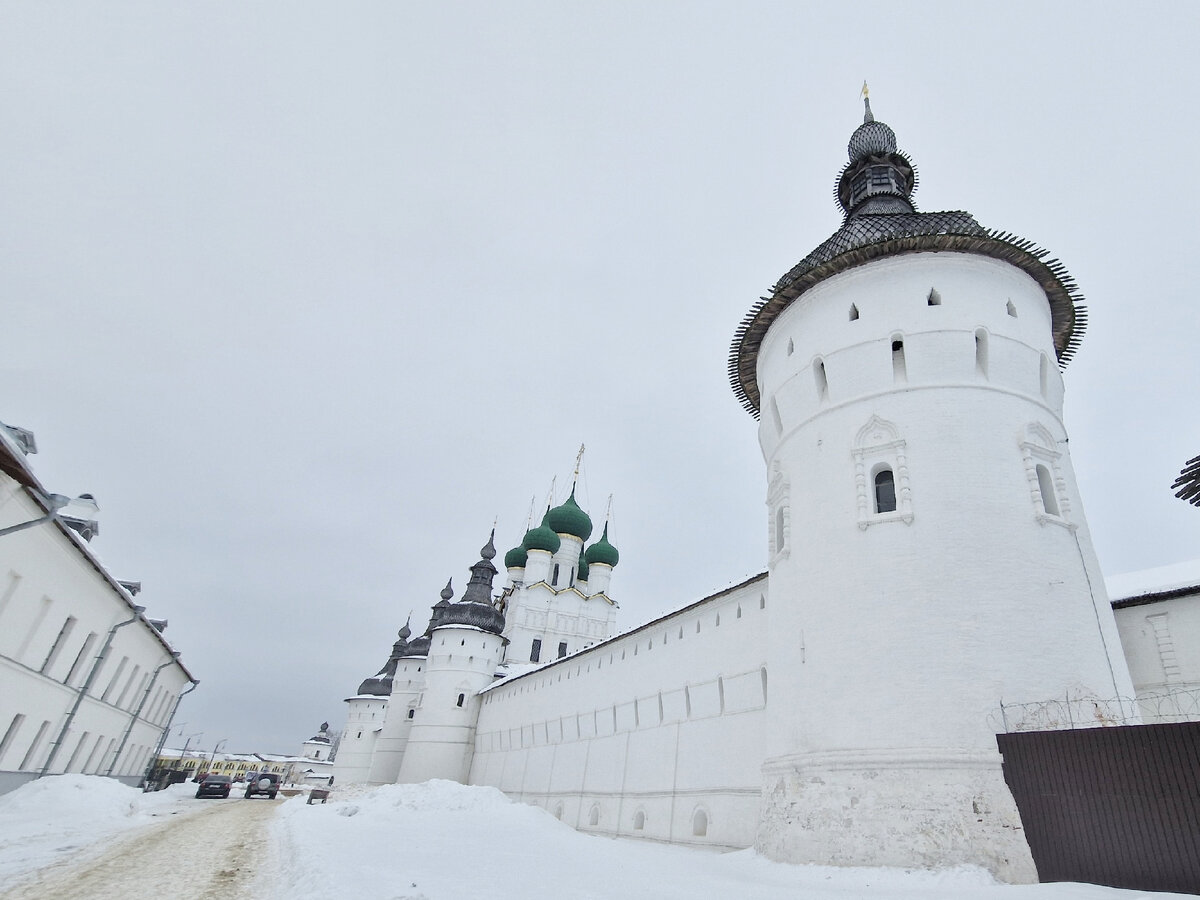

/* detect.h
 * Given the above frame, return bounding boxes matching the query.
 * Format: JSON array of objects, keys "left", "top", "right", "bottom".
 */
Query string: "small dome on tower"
[
  {"left": 547, "top": 490, "right": 593, "bottom": 540},
  {"left": 523, "top": 510, "right": 562, "bottom": 554},
  {"left": 847, "top": 98, "right": 898, "bottom": 161},
  {"left": 504, "top": 545, "right": 528, "bottom": 568},
  {"left": 584, "top": 523, "right": 619, "bottom": 567}
]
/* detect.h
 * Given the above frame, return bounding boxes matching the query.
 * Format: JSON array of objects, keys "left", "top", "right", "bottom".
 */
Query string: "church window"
[
  {"left": 759, "top": 595, "right": 766, "bottom": 609},
  {"left": 356, "top": 731, "right": 362, "bottom": 739},
  {"left": 693, "top": 809, "right": 709, "bottom": 837},
  {"left": 552, "top": 563, "right": 560, "bottom": 586},
  {"left": 1006, "top": 299, "right": 1018, "bottom": 317},
  {"left": 975, "top": 329, "right": 989, "bottom": 378},
  {"left": 695, "top": 621, "right": 700, "bottom": 633},
  {"left": 589, "top": 805, "right": 600, "bottom": 827},
  {"left": 927, "top": 288, "right": 941, "bottom": 306},
  {"left": 891, "top": 337, "right": 906, "bottom": 382},
  {"left": 786, "top": 337, "right": 794, "bottom": 356},
  {"left": 530, "top": 639, "right": 542, "bottom": 663},
  {"left": 869, "top": 166, "right": 890, "bottom": 186},
  {"left": 814, "top": 358, "right": 829, "bottom": 401},
  {"left": 849, "top": 303, "right": 859, "bottom": 320},
  {"left": 558, "top": 641, "right": 567, "bottom": 659},
  {"left": 554, "top": 803, "right": 564, "bottom": 820},
  {"left": 633, "top": 810, "right": 646, "bottom": 831},
  {"left": 1036, "top": 464, "right": 1059, "bottom": 516},
  {"left": 874, "top": 467, "right": 897, "bottom": 513},
  {"left": 715, "top": 613, "right": 720, "bottom": 627},
  {"left": 736, "top": 605, "right": 742, "bottom": 619},
  {"left": 456, "top": 693, "right": 465, "bottom": 708}
]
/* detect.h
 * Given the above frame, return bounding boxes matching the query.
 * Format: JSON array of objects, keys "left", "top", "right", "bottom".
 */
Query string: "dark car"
[
  {"left": 244, "top": 772, "right": 281, "bottom": 799},
  {"left": 195, "top": 774, "right": 232, "bottom": 799}
]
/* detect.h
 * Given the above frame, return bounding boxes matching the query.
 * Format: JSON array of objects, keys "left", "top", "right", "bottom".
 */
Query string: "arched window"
[
  {"left": 633, "top": 810, "right": 645, "bottom": 831},
  {"left": 814, "top": 358, "right": 828, "bottom": 400},
  {"left": 927, "top": 288, "right": 941, "bottom": 306},
  {"left": 551, "top": 563, "right": 560, "bottom": 586},
  {"left": 874, "top": 468, "right": 897, "bottom": 514},
  {"left": 1006, "top": 299, "right": 1017, "bottom": 317},
  {"left": 774, "top": 505, "right": 785, "bottom": 554},
  {"left": 588, "top": 805, "right": 600, "bottom": 827},
  {"left": 554, "top": 803, "right": 564, "bottom": 820},
  {"left": 849, "top": 303, "right": 860, "bottom": 320},
  {"left": 693, "top": 809, "right": 709, "bottom": 837},
  {"left": 786, "top": 337, "right": 794, "bottom": 356},
  {"left": 456, "top": 693, "right": 465, "bottom": 708},
  {"left": 975, "top": 329, "right": 989, "bottom": 378},
  {"left": 1036, "top": 464, "right": 1060, "bottom": 516}
]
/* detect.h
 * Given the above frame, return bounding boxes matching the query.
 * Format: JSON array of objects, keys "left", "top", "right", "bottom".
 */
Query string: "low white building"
[
  {"left": 1109, "top": 561, "right": 1200, "bottom": 720},
  {"left": 0, "top": 420, "right": 196, "bottom": 795}
]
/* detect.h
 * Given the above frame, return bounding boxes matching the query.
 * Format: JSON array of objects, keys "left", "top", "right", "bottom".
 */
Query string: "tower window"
[
  {"left": 786, "top": 338, "right": 794, "bottom": 356},
  {"left": 1036, "top": 464, "right": 1060, "bottom": 516},
  {"left": 1006, "top": 299, "right": 1018, "bottom": 317},
  {"left": 975, "top": 329, "right": 989, "bottom": 378},
  {"left": 874, "top": 468, "right": 897, "bottom": 514},
  {"left": 456, "top": 693, "right": 465, "bottom": 708},
  {"left": 551, "top": 563, "right": 560, "bottom": 586},
  {"left": 530, "top": 639, "right": 542, "bottom": 663},
  {"left": 927, "top": 288, "right": 941, "bottom": 306},
  {"left": 814, "top": 358, "right": 829, "bottom": 400},
  {"left": 693, "top": 809, "right": 709, "bottom": 837},
  {"left": 891, "top": 338, "right": 906, "bottom": 381},
  {"left": 634, "top": 810, "right": 646, "bottom": 831},
  {"left": 558, "top": 641, "right": 567, "bottom": 659},
  {"left": 849, "top": 303, "right": 859, "bottom": 321},
  {"left": 407, "top": 709, "right": 415, "bottom": 719}
]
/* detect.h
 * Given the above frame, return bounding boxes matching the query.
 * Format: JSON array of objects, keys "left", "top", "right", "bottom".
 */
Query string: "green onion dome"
[
  {"left": 504, "top": 545, "right": 528, "bottom": 568},
  {"left": 522, "top": 510, "right": 562, "bottom": 554},
  {"left": 583, "top": 523, "right": 619, "bottom": 567},
  {"left": 547, "top": 490, "right": 593, "bottom": 541},
  {"left": 576, "top": 555, "right": 589, "bottom": 583}
]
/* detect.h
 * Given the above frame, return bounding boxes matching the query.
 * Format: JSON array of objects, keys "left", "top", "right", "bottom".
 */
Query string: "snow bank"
[
  {"left": 0, "top": 775, "right": 199, "bottom": 885},
  {"left": 268, "top": 780, "right": 1184, "bottom": 900}
]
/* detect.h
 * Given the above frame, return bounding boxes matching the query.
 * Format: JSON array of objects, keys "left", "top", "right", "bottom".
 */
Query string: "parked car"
[
  {"left": 244, "top": 772, "right": 281, "bottom": 799},
  {"left": 195, "top": 774, "right": 232, "bottom": 799}
]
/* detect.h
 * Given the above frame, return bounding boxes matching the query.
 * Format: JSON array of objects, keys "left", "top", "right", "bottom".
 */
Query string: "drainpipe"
[
  {"left": 39, "top": 606, "right": 145, "bottom": 777},
  {"left": 107, "top": 651, "right": 181, "bottom": 776},
  {"left": 142, "top": 680, "right": 199, "bottom": 789}
]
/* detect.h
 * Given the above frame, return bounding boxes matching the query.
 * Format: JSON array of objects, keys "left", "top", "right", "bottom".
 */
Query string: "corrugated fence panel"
[{"left": 997, "top": 723, "right": 1200, "bottom": 894}]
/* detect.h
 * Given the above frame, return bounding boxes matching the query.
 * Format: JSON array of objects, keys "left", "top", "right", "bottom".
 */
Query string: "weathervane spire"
[
  {"left": 861, "top": 81, "right": 874, "bottom": 123},
  {"left": 572, "top": 443, "right": 585, "bottom": 488}
]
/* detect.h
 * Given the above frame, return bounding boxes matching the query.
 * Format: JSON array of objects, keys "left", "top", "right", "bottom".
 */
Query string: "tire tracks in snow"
[{"left": 0, "top": 797, "right": 279, "bottom": 900}]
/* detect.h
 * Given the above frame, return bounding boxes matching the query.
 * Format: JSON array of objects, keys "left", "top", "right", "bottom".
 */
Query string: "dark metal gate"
[{"left": 996, "top": 722, "right": 1200, "bottom": 894}]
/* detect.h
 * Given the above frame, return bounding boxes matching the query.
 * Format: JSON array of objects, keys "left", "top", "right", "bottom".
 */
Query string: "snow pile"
[
  {"left": 0, "top": 775, "right": 198, "bottom": 884},
  {"left": 268, "top": 780, "right": 1176, "bottom": 900}
]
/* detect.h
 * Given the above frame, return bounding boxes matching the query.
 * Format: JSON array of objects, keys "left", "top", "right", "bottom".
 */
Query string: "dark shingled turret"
[
  {"left": 435, "top": 531, "right": 507, "bottom": 636},
  {"left": 356, "top": 620, "right": 413, "bottom": 696},
  {"left": 729, "top": 95, "right": 1087, "bottom": 418}
]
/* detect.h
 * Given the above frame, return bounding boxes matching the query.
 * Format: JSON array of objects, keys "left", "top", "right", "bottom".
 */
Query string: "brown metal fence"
[{"left": 996, "top": 722, "right": 1200, "bottom": 894}]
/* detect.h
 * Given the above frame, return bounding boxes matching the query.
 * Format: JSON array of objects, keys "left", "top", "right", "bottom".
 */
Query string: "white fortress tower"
[
  {"left": 729, "top": 97, "right": 1137, "bottom": 880},
  {"left": 396, "top": 533, "right": 508, "bottom": 785},
  {"left": 332, "top": 624, "right": 411, "bottom": 785}
]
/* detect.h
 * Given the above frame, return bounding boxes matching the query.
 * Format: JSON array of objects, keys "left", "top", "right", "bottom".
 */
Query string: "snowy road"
[{"left": 0, "top": 797, "right": 279, "bottom": 900}]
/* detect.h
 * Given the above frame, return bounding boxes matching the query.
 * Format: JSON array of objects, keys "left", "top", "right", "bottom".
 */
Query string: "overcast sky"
[{"left": 3, "top": 2, "right": 1198, "bottom": 753}]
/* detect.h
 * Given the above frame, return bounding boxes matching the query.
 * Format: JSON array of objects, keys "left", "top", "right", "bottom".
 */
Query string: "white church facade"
[{"left": 333, "top": 101, "right": 1198, "bottom": 882}]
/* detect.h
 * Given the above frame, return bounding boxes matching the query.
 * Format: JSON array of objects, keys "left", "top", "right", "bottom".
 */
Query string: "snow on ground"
[
  {"left": 269, "top": 780, "right": 1186, "bottom": 900},
  {"left": 0, "top": 775, "right": 202, "bottom": 885},
  {"left": 0, "top": 776, "right": 1189, "bottom": 899}
]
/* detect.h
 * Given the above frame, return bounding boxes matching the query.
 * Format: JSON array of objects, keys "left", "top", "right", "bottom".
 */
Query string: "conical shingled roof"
[{"left": 729, "top": 98, "right": 1086, "bottom": 418}]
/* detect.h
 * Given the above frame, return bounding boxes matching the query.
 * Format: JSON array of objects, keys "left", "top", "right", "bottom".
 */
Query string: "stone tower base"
[{"left": 756, "top": 748, "right": 1038, "bottom": 883}]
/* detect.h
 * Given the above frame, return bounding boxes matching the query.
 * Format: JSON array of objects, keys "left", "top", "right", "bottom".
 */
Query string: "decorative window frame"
[
  {"left": 853, "top": 415, "right": 913, "bottom": 528},
  {"left": 1020, "top": 423, "right": 1076, "bottom": 529},
  {"left": 768, "top": 462, "right": 790, "bottom": 561}
]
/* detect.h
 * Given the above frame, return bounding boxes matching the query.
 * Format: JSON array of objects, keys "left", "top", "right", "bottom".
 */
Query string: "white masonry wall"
[
  {"left": 470, "top": 575, "right": 768, "bottom": 851},
  {"left": 1112, "top": 587, "right": 1200, "bottom": 716},
  {"left": 332, "top": 695, "right": 388, "bottom": 785}
]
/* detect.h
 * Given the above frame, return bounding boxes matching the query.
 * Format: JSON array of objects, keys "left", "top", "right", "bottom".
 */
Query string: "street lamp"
[{"left": 204, "top": 739, "right": 227, "bottom": 778}]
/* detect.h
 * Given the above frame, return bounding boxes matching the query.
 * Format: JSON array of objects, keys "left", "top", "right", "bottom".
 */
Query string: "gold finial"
[{"left": 861, "top": 81, "right": 869, "bottom": 99}]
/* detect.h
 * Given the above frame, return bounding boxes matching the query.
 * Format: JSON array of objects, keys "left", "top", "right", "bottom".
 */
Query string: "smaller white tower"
[
  {"left": 333, "top": 623, "right": 413, "bottom": 785},
  {"left": 300, "top": 723, "right": 333, "bottom": 762},
  {"left": 396, "top": 533, "right": 508, "bottom": 784}
]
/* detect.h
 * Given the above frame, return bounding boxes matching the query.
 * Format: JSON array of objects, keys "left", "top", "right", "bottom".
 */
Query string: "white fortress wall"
[{"left": 470, "top": 573, "right": 769, "bottom": 850}]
